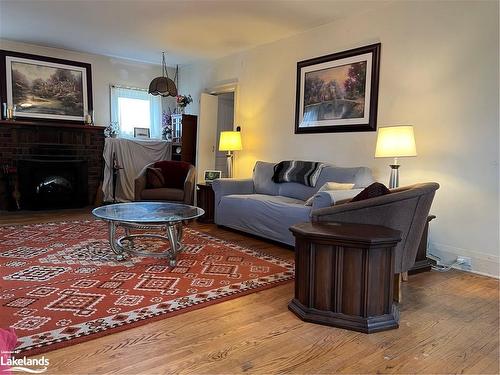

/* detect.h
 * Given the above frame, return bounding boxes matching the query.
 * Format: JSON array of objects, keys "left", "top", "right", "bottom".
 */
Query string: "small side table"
[
  {"left": 289, "top": 222, "right": 401, "bottom": 333},
  {"left": 196, "top": 183, "right": 215, "bottom": 223}
]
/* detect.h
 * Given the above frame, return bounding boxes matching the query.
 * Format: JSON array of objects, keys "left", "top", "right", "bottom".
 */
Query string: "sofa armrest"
[
  {"left": 212, "top": 178, "right": 254, "bottom": 225},
  {"left": 134, "top": 164, "right": 151, "bottom": 201},
  {"left": 212, "top": 178, "right": 254, "bottom": 200},
  {"left": 183, "top": 166, "right": 196, "bottom": 205},
  {"left": 310, "top": 189, "right": 363, "bottom": 211}
]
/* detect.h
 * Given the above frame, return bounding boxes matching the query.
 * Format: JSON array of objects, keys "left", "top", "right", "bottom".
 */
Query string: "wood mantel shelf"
[{"left": 0, "top": 120, "right": 105, "bottom": 131}]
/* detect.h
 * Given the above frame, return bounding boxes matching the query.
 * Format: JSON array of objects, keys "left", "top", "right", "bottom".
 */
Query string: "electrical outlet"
[{"left": 456, "top": 256, "right": 472, "bottom": 268}]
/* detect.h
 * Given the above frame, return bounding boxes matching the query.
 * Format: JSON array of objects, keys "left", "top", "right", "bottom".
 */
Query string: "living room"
[{"left": 0, "top": 0, "right": 498, "bottom": 374}]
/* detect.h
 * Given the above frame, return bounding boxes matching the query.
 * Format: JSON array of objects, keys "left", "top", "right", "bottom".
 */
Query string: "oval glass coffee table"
[{"left": 92, "top": 202, "right": 204, "bottom": 266}]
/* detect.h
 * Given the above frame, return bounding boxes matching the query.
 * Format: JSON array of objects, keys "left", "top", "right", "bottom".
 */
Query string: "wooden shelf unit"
[{"left": 171, "top": 114, "right": 197, "bottom": 165}]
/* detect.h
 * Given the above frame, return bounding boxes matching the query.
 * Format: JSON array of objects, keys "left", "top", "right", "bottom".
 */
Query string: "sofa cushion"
[
  {"left": 146, "top": 167, "right": 165, "bottom": 188},
  {"left": 304, "top": 182, "right": 355, "bottom": 206},
  {"left": 153, "top": 160, "right": 191, "bottom": 189},
  {"left": 217, "top": 194, "right": 310, "bottom": 245},
  {"left": 253, "top": 161, "right": 280, "bottom": 196},
  {"left": 278, "top": 165, "right": 374, "bottom": 201},
  {"left": 140, "top": 188, "right": 184, "bottom": 201},
  {"left": 350, "top": 182, "right": 391, "bottom": 202}
]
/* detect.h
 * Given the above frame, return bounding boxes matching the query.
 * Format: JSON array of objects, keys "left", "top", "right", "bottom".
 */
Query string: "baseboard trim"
[{"left": 429, "top": 242, "right": 499, "bottom": 279}]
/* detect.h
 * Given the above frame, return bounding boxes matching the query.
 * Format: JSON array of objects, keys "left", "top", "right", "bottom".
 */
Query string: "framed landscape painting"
[
  {"left": 0, "top": 50, "right": 92, "bottom": 123},
  {"left": 295, "top": 43, "right": 381, "bottom": 134}
]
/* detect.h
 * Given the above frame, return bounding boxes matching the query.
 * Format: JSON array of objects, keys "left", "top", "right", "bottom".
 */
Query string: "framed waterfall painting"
[
  {"left": 295, "top": 43, "right": 381, "bottom": 134},
  {"left": 0, "top": 50, "right": 92, "bottom": 123}
]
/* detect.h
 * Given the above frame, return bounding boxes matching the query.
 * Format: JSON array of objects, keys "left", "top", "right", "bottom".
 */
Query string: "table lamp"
[
  {"left": 219, "top": 130, "right": 242, "bottom": 178},
  {"left": 375, "top": 125, "right": 417, "bottom": 188}
]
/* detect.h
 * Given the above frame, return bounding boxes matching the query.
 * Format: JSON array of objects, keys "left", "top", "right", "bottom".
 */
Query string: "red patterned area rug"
[{"left": 0, "top": 220, "right": 294, "bottom": 356}]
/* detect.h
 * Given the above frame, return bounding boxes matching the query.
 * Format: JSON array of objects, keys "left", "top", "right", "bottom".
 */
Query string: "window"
[{"left": 110, "top": 86, "right": 161, "bottom": 138}]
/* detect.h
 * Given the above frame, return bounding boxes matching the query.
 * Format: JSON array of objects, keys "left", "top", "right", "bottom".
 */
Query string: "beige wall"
[
  {"left": 0, "top": 39, "right": 177, "bottom": 126},
  {"left": 180, "top": 1, "right": 499, "bottom": 276}
]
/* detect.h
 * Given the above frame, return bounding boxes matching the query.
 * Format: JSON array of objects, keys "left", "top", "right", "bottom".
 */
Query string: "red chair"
[{"left": 134, "top": 161, "right": 196, "bottom": 205}]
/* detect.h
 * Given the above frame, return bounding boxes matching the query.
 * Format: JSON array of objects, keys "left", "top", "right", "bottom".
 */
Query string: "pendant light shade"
[{"left": 148, "top": 52, "right": 178, "bottom": 97}]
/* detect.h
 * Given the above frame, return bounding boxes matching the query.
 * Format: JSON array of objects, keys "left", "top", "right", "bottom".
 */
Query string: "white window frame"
[{"left": 110, "top": 85, "right": 162, "bottom": 139}]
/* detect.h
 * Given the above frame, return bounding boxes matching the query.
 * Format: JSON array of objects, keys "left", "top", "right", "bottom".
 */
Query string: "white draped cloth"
[{"left": 102, "top": 138, "right": 171, "bottom": 202}]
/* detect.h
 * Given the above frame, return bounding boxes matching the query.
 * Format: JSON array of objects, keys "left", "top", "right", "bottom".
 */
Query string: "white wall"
[
  {"left": 0, "top": 39, "right": 177, "bottom": 126},
  {"left": 180, "top": 1, "right": 499, "bottom": 277}
]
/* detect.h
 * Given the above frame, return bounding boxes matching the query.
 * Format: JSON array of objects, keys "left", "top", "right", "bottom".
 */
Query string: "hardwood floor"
[{"left": 1, "top": 209, "right": 499, "bottom": 374}]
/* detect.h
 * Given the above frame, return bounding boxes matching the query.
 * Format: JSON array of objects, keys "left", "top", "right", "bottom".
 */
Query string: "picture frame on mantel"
[
  {"left": 295, "top": 43, "right": 381, "bottom": 134},
  {"left": 0, "top": 50, "right": 93, "bottom": 123},
  {"left": 134, "top": 127, "right": 150, "bottom": 139}
]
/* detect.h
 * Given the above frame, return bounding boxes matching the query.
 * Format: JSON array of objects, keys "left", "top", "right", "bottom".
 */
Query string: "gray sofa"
[{"left": 212, "top": 161, "right": 374, "bottom": 245}]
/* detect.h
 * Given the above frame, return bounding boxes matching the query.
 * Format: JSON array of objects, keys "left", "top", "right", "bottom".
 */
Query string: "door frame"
[{"left": 208, "top": 81, "right": 239, "bottom": 130}]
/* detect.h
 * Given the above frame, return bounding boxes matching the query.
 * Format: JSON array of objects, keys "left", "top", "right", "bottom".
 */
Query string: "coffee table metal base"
[{"left": 107, "top": 221, "right": 184, "bottom": 267}]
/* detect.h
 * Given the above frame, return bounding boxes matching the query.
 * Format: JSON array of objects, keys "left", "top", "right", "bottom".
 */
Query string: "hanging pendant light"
[{"left": 148, "top": 52, "right": 178, "bottom": 97}]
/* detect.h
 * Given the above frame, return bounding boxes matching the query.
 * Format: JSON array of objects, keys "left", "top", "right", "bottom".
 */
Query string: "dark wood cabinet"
[
  {"left": 171, "top": 114, "right": 197, "bottom": 165},
  {"left": 289, "top": 222, "right": 402, "bottom": 333},
  {"left": 196, "top": 183, "right": 215, "bottom": 223}
]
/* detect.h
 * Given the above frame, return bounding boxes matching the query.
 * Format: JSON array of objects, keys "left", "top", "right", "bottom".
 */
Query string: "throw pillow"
[
  {"left": 350, "top": 182, "right": 390, "bottom": 202},
  {"left": 272, "top": 160, "right": 325, "bottom": 187},
  {"left": 146, "top": 167, "right": 165, "bottom": 189},
  {"left": 304, "top": 182, "right": 355, "bottom": 206}
]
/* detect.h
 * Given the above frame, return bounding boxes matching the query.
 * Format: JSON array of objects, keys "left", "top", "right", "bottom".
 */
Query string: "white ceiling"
[{"left": 0, "top": 0, "right": 391, "bottom": 65}]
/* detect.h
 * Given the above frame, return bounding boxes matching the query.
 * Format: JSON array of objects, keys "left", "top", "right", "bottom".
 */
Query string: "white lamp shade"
[
  {"left": 375, "top": 126, "right": 417, "bottom": 158},
  {"left": 219, "top": 131, "right": 242, "bottom": 151}
]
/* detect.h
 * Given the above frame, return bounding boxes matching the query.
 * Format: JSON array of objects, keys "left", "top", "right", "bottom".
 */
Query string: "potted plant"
[
  {"left": 176, "top": 94, "right": 193, "bottom": 114},
  {"left": 104, "top": 121, "right": 119, "bottom": 138},
  {"left": 161, "top": 108, "right": 173, "bottom": 141}
]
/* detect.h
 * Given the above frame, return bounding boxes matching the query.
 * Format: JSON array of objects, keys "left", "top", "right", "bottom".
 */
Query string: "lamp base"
[
  {"left": 389, "top": 164, "right": 400, "bottom": 189},
  {"left": 226, "top": 152, "right": 234, "bottom": 178}
]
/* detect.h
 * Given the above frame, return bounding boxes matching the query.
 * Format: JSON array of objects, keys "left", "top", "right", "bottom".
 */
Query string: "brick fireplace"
[
  {"left": 18, "top": 159, "right": 88, "bottom": 210},
  {"left": 0, "top": 120, "right": 105, "bottom": 210}
]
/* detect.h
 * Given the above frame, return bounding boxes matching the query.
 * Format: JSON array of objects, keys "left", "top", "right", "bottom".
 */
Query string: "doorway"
[
  {"left": 214, "top": 92, "right": 235, "bottom": 176},
  {"left": 198, "top": 84, "right": 238, "bottom": 182}
]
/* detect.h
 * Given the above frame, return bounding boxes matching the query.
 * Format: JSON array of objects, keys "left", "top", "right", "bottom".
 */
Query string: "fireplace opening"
[
  {"left": 18, "top": 159, "right": 88, "bottom": 210},
  {"left": 36, "top": 176, "right": 73, "bottom": 196}
]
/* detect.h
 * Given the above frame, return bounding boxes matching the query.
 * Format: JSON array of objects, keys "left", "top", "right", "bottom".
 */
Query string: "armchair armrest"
[
  {"left": 183, "top": 166, "right": 196, "bottom": 205},
  {"left": 312, "top": 183, "right": 439, "bottom": 220},
  {"left": 312, "top": 192, "right": 406, "bottom": 220}
]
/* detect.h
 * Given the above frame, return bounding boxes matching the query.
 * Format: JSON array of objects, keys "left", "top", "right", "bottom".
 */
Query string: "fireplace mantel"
[
  {"left": 0, "top": 120, "right": 105, "bottom": 210},
  {"left": 0, "top": 120, "right": 106, "bottom": 131}
]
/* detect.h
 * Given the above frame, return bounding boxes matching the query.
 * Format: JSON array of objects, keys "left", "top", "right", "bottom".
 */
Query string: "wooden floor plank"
[{"left": 1, "top": 208, "right": 498, "bottom": 374}]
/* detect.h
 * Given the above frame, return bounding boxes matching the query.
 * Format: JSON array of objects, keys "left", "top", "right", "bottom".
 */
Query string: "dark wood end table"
[
  {"left": 196, "top": 183, "right": 215, "bottom": 223},
  {"left": 289, "top": 222, "right": 402, "bottom": 334}
]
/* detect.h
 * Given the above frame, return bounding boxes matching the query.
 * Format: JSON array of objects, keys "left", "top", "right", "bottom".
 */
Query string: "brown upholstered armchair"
[
  {"left": 311, "top": 182, "right": 439, "bottom": 300},
  {"left": 134, "top": 161, "right": 196, "bottom": 205}
]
